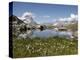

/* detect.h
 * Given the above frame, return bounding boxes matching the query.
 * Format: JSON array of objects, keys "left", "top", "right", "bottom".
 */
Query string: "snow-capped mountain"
[{"left": 18, "top": 12, "right": 37, "bottom": 26}]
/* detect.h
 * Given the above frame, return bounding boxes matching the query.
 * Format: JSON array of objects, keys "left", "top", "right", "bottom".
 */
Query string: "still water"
[{"left": 18, "top": 29, "right": 73, "bottom": 39}]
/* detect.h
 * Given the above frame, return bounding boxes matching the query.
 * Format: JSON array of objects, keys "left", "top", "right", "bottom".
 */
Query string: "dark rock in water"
[
  {"left": 40, "top": 26, "right": 44, "bottom": 30},
  {"left": 39, "top": 25, "right": 47, "bottom": 31}
]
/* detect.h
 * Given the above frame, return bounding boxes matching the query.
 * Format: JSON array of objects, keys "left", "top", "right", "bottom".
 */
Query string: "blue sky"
[{"left": 12, "top": 2, "right": 78, "bottom": 24}]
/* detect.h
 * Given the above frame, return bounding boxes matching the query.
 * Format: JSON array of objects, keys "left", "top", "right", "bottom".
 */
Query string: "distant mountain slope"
[
  {"left": 18, "top": 13, "right": 37, "bottom": 26},
  {"left": 9, "top": 15, "right": 38, "bottom": 28},
  {"left": 9, "top": 15, "right": 24, "bottom": 24}
]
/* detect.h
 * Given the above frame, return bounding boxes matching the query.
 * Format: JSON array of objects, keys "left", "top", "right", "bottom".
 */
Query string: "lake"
[{"left": 18, "top": 29, "right": 74, "bottom": 39}]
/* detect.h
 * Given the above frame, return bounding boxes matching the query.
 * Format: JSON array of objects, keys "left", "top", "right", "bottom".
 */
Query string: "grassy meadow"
[{"left": 13, "top": 37, "right": 78, "bottom": 58}]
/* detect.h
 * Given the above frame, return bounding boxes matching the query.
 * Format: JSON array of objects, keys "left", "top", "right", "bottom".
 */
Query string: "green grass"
[{"left": 13, "top": 37, "right": 78, "bottom": 58}]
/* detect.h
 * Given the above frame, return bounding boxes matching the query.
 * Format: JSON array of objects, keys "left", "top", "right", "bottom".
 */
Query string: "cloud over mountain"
[
  {"left": 58, "top": 14, "right": 78, "bottom": 21},
  {"left": 18, "top": 12, "right": 36, "bottom": 20},
  {"left": 18, "top": 12, "right": 78, "bottom": 24},
  {"left": 18, "top": 12, "right": 37, "bottom": 24}
]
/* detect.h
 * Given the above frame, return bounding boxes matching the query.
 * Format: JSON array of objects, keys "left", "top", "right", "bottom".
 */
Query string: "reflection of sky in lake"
[
  {"left": 18, "top": 29, "right": 73, "bottom": 39},
  {"left": 32, "top": 29, "right": 58, "bottom": 38}
]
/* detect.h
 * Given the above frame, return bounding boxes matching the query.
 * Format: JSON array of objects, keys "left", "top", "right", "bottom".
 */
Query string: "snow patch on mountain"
[{"left": 18, "top": 12, "right": 37, "bottom": 25}]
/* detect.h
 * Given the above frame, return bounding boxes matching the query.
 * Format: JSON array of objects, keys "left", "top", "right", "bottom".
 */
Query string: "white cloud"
[
  {"left": 22, "top": 12, "right": 36, "bottom": 18},
  {"left": 18, "top": 11, "right": 36, "bottom": 20},
  {"left": 22, "top": 12, "right": 32, "bottom": 18},
  {"left": 18, "top": 12, "right": 78, "bottom": 24},
  {"left": 71, "top": 14, "right": 76, "bottom": 18},
  {"left": 39, "top": 15, "right": 50, "bottom": 18},
  {"left": 59, "top": 18, "right": 66, "bottom": 21},
  {"left": 43, "top": 16, "right": 50, "bottom": 18},
  {"left": 58, "top": 14, "right": 78, "bottom": 21},
  {"left": 18, "top": 12, "right": 51, "bottom": 21},
  {"left": 67, "top": 17, "right": 72, "bottom": 21}
]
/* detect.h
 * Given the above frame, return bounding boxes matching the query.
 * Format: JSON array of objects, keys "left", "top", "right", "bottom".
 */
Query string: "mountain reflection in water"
[{"left": 18, "top": 29, "right": 74, "bottom": 39}]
